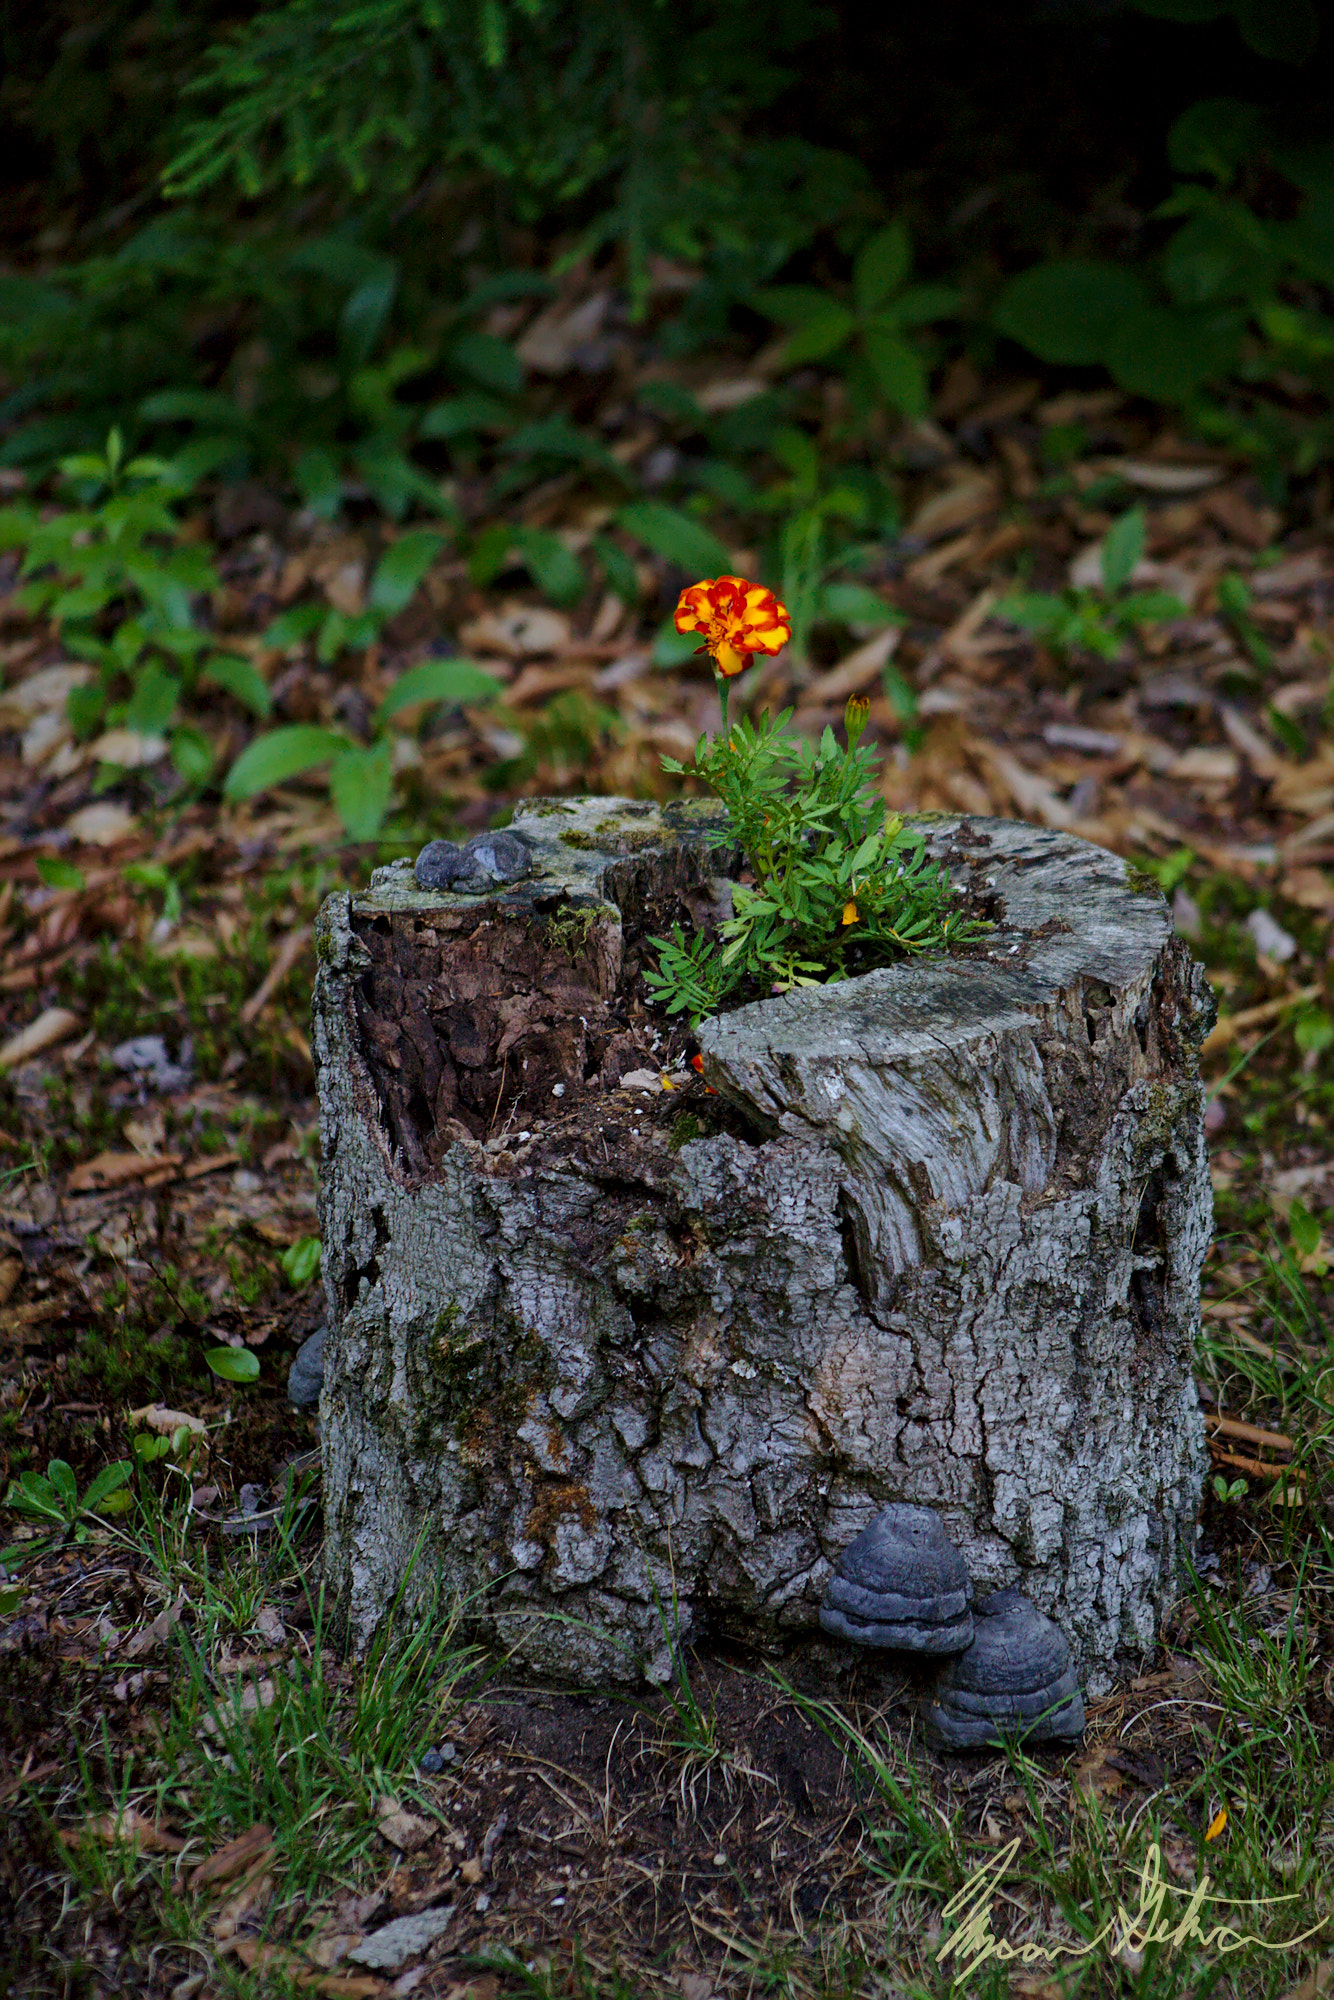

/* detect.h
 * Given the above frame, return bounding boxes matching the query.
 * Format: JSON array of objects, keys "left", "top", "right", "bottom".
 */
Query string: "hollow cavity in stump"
[{"left": 314, "top": 798, "right": 1214, "bottom": 1693}]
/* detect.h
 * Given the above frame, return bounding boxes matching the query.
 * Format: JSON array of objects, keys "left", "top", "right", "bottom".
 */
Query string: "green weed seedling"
[
  {"left": 281, "top": 1235, "right": 322, "bottom": 1288},
  {"left": 997, "top": 505, "right": 1186, "bottom": 666},
  {"left": 483, "top": 687, "right": 623, "bottom": 795},
  {"left": 1210, "top": 1472, "right": 1248, "bottom": 1506},
  {"left": 757, "top": 424, "right": 906, "bottom": 665},
  {"left": 993, "top": 95, "right": 1334, "bottom": 436},
  {"left": 753, "top": 218, "right": 960, "bottom": 423},
  {"left": 225, "top": 531, "right": 501, "bottom": 839},
  {"left": 1216, "top": 571, "right": 1274, "bottom": 672},
  {"left": 204, "top": 1342, "right": 260, "bottom": 1386},
  {"left": 1, "top": 1456, "right": 134, "bottom": 1565},
  {"left": 0, "top": 429, "right": 267, "bottom": 783}
]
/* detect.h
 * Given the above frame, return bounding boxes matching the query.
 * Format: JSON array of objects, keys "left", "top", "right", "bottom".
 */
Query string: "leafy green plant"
[
  {"left": 1131, "top": 0, "right": 1319, "bottom": 67},
  {"left": 994, "top": 95, "right": 1334, "bottom": 454},
  {"left": 647, "top": 694, "right": 984, "bottom": 1026},
  {"left": 0, "top": 430, "right": 265, "bottom": 777},
  {"left": 281, "top": 1236, "right": 322, "bottom": 1287},
  {"left": 225, "top": 533, "right": 501, "bottom": 838},
  {"left": 260, "top": 526, "right": 446, "bottom": 665},
  {"left": 760, "top": 426, "right": 906, "bottom": 662},
  {"left": 205, "top": 1344, "right": 261, "bottom": 1385},
  {"left": 1216, "top": 570, "right": 1275, "bottom": 671},
  {"left": 752, "top": 218, "right": 960, "bottom": 420},
  {"left": 160, "top": 0, "right": 860, "bottom": 316},
  {"left": 2, "top": 1457, "right": 134, "bottom": 1564},
  {"left": 996, "top": 506, "right": 1186, "bottom": 662},
  {"left": 1210, "top": 1472, "right": 1248, "bottom": 1504}
]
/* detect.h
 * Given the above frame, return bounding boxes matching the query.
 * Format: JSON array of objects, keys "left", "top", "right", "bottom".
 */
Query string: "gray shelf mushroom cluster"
[
  {"left": 820, "top": 1504, "right": 1085, "bottom": 1751},
  {"left": 414, "top": 831, "right": 535, "bottom": 894}
]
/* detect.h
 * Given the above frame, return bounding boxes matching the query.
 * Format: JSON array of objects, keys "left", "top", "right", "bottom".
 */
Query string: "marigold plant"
[{"left": 646, "top": 578, "right": 985, "bottom": 1025}]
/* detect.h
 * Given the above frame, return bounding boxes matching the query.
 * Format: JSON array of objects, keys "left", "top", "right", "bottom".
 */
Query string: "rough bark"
[{"left": 314, "top": 798, "right": 1213, "bottom": 1695}]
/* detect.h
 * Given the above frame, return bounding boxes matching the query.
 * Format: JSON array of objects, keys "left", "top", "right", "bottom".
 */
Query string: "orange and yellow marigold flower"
[{"left": 674, "top": 575, "right": 791, "bottom": 680}]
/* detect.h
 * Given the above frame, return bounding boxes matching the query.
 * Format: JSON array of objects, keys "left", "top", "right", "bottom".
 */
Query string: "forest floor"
[{"left": 0, "top": 289, "right": 1332, "bottom": 2000}]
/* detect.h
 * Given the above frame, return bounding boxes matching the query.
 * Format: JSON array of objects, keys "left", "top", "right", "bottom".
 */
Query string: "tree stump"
[{"left": 313, "top": 798, "right": 1213, "bottom": 1695}]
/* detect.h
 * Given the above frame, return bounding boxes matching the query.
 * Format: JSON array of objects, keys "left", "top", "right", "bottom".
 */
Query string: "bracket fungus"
[
  {"left": 820, "top": 1503, "right": 975, "bottom": 1656},
  {"left": 415, "top": 829, "right": 535, "bottom": 893},
  {"left": 922, "top": 1587, "right": 1086, "bottom": 1750}
]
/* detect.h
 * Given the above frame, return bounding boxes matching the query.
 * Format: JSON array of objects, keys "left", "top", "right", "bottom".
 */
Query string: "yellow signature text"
[{"left": 937, "top": 1837, "right": 1330, "bottom": 1983}]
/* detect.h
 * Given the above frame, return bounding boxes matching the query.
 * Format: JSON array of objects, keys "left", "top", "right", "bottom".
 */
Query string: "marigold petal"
[
  {"left": 674, "top": 583, "right": 712, "bottom": 634},
  {"left": 713, "top": 640, "right": 751, "bottom": 677}
]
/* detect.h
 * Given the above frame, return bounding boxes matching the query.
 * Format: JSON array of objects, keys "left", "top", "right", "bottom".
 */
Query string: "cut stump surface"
[{"left": 314, "top": 798, "right": 1213, "bottom": 1693}]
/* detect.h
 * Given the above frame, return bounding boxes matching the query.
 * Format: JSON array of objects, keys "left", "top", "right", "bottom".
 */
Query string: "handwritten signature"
[{"left": 938, "top": 1836, "right": 1330, "bottom": 1982}]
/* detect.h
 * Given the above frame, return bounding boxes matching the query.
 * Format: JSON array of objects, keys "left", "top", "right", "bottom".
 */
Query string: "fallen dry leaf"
[
  {"left": 129, "top": 1403, "right": 207, "bottom": 1436},
  {"left": 306, "top": 1931, "right": 365, "bottom": 1970},
  {"left": 66, "top": 1150, "right": 184, "bottom": 1191},
  {"left": 190, "top": 1822, "right": 276, "bottom": 1890},
  {"left": 124, "top": 1592, "right": 188, "bottom": 1661},
  {"left": 225, "top": 1935, "right": 295, "bottom": 1971},
  {"left": 909, "top": 472, "right": 998, "bottom": 541},
  {"left": 199, "top": 1678, "right": 279, "bottom": 1738},
  {"left": 0, "top": 1256, "right": 23, "bottom": 1310},
  {"left": 695, "top": 376, "right": 765, "bottom": 413},
  {"left": 459, "top": 602, "right": 570, "bottom": 657},
  {"left": 122, "top": 1112, "right": 167, "bottom": 1156},
  {"left": 516, "top": 291, "right": 609, "bottom": 372},
  {"left": 0, "top": 661, "right": 92, "bottom": 725},
  {"left": 1249, "top": 550, "right": 1326, "bottom": 594},
  {"left": 77, "top": 1807, "right": 185, "bottom": 1854},
  {"left": 88, "top": 728, "right": 168, "bottom": 768},
  {"left": 1103, "top": 456, "right": 1223, "bottom": 493},
  {"left": 802, "top": 626, "right": 902, "bottom": 705},
  {"left": 1279, "top": 1962, "right": 1332, "bottom": 2000},
  {"left": 1202, "top": 985, "right": 1322, "bottom": 1056},
  {"left": 376, "top": 1798, "right": 437, "bottom": 1853},
  {"left": 63, "top": 801, "right": 137, "bottom": 845},
  {"left": 1071, "top": 1743, "right": 1124, "bottom": 1800},
  {"left": 0, "top": 1006, "right": 81, "bottom": 1071},
  {"left": 215, "top": 1864, "right": 275, "bottom": 1944},
  {"left": 505, "top": 663, "right": 596, "bottom": 706},
  {"left": 254, "top": 1604, "right": 285, "bottom": 1645}
]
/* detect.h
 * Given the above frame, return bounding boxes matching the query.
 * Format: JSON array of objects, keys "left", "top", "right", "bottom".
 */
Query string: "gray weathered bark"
[{"left": 314, "top": 799, "right": 1212, "bottom": 1695}]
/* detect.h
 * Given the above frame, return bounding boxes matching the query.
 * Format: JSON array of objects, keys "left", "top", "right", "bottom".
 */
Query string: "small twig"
[
  {"left": 240, "top": 925, "right": 312, "bottom": 1025},
  {"left": 480, "top": 1808, "right": 508, "bottom": 1876},
  {"left": 1207, "top": 1443, "right": 1304, "bottom": 1483},
  {"left": 1203, "top": 1412, "right": 1296, "bottom": 1454},
  {"left": 486, "top": 1053, "right": 509, "bottom": 1137},
  {"left": 1201, "top": 983, "right": 1320, "bottom": 1056}
]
